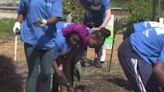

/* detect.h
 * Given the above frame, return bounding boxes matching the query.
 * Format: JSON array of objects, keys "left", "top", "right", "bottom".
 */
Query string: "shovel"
[{"left": 14, "top": 28, "right": 20, "bottom": 61}]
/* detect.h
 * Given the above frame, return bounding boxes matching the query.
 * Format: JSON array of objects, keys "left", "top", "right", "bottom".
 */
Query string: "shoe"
[
  {"left": 56, "top": 75, "right": 71, "bottom": 86},
  {"left": 80, "top": 60, "right": 86, "bottom": 67},
  {"left": 93, "top": 60, "right": 102, "bottom": 68}
]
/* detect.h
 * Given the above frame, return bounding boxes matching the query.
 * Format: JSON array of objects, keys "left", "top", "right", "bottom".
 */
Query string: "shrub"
[
  {"left": 63, "top": 0, "right": 83, "bottom": 22},
  {"left": 123, "top": 0, "right": 153, "bottom": 25},
  {"left": 114, "top": 0, "right": 155, "bottom": 34}
]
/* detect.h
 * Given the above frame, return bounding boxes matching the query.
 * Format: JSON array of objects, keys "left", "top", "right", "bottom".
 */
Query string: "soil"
[{"left": 0, "top": 34, "right": 133, "bottom": 92}]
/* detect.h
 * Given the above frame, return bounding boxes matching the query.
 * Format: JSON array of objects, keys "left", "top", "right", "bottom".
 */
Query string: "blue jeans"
[{"left": 24, "top": 43, "right": 54, "bottom": 92}]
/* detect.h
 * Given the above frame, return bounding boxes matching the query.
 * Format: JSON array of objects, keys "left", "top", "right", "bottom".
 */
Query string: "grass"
[{"left": 0, "top": 18, "right": 14, "bottom": 38}]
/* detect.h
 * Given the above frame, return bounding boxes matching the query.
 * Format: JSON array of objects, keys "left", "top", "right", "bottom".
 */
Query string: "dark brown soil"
[{"left": 0, "top": 34, "right": 133, "bottom": 92}]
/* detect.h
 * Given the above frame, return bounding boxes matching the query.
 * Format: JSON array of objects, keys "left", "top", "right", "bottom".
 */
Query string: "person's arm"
[
  {"left": 46, "top": 17, "right": 62, "bottom": 24},
  {"left": 99, "top": 9, "right": 111, "bottom": 28},
  {"left": 99, "top": 0, "right": 111, "bottom": 28},
  {"left": 13, "top": 14, "right": 24, "bottom": 33},
  {"left": 16, "top": 14, "right": 24, "bottom": 23},
  {"left": 13, "top": 0, "right": 27, "bottom": 33},
  {"left": 153, "top": 61, "right": 164, "bottom": 87},
  {"left": 92, "top": 0, "right": 111, "bottom": 31},
  {"left": 34, "top": 0, "right": 63, "bottom": 27}
]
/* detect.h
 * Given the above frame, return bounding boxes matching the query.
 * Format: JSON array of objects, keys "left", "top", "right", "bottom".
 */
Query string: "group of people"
[
  {"left": 11, "top": 0, "right": 164, "bottom": 92},
  {"left": 12, "top": 0, "right": 111, "bottom": 92}
]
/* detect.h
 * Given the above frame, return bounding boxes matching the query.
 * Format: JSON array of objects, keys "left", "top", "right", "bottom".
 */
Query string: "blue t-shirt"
[
  {"left": 18, "top": 0, "right": 63, "bottom": 50},
  {"left": 130, "top": 21, "right": 164, "bottom": 64},
  {"left": 54, "top": 22, "right": 72, "bottom": 60},
  {"left": 133, "top": 21, "right": 164, "bottom": 33},
  {"left": 80, "top": 0, "right": 110, "bottom": 26}
]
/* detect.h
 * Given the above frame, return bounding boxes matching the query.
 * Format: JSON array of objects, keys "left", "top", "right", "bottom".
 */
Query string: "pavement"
[
  {"left": 0, "top": 0, "right": 18, "bottom": 19},
  {"left": 0, "top": 12, "right": 17, "bottom": 18}
]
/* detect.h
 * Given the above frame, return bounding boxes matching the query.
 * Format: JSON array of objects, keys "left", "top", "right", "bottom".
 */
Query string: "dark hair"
[
  {"left": 0, "top": 55, "right": 23, "bottom": 92},
  {"left": 91, "top": 28, "right": 111, "bottom": 44},
  {"left": 100, "top": 28, "right": 111, "bottom": 39}
]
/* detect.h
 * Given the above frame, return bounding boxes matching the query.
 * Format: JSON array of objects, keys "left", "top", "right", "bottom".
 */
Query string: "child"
[{"left": 52, "top": 22, "right": 110, "bottom": 92}]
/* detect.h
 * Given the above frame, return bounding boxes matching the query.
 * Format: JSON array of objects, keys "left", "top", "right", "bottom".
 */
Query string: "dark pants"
[
  {"left": 118, "top": 38, "right": 164, "bottom": 92},
  {"left": 24, "top": 43, "right": 54, "bottom": 92},
  {"left": 80, "top": 47, "right": 102, "bottom": 63}
]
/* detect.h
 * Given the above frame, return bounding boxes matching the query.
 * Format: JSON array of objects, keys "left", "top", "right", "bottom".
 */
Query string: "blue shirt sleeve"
[
  {"left": 51, "top": 0, "right": 63, "bottom": 17},
  {"left": 56, "top": 22, "right": 72, "bottom": 32},
  {"left": 102, "top": 0, "right": 110, "bottom": 10},
  {"left": 159, "top": 47, "right": 164, "bottom": 64},
  {"left": 17, "top": 0, "right": 27, "bottom": 14}
]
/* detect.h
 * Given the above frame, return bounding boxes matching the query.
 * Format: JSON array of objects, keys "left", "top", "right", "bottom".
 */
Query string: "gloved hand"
[
  {"left": 13, "top": 22, "right": 21, "bottom": 34},
  {"left": 33, "top": 19, "right": 47, "bottom": 27}
]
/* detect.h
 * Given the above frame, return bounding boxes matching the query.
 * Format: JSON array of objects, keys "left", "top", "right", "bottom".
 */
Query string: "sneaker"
[
  {"left": 80, "top": 60, "right": 86, "bottom": 67},
  {"left": 93, "top": 60, "right": 102, "bottom": 68}
]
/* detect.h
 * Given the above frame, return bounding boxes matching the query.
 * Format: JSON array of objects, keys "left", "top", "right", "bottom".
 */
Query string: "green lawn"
[{"left": 0, "top": 18, "right": 14, "bottom": 38}]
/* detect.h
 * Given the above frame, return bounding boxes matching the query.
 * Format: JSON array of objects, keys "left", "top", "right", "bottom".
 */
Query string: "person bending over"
[
  {"left": 118, "top": 21, "right": 164, "bottom": 92},
  {"left": 52, "top": 22, "right": 110, "bottom": 92}
]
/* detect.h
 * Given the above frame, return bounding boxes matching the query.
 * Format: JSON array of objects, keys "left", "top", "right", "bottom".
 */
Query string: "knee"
[
  {"left": 28, "top": 69, "right": 40, "bottom": 77},
  {"left": 40, "top": 71, "right": 51, "bottom": 80}
]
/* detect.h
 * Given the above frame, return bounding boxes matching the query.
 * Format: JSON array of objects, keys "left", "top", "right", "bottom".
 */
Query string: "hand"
[
  {"left": 92, "top": 27, "right": 101, "bottom": 31},
  {"left": 33, "top": 19, "right": 47, "bottom": 27},
  {"left": 13, "top": 22, "right": 21, "bottom": 34}
]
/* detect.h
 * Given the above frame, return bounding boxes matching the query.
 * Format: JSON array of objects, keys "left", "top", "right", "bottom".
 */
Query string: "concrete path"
[{"left": 0, "top": 12, "right": 17, "bottom": 18}]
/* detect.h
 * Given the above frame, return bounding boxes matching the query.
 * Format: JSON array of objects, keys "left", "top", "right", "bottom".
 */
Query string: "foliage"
[
  {"left": 62, "top": 0, "right": 123, "bottom": 22},
  {"left": 123, "top": 0, "right": 153, "bottom": 25},
  {"left": 62, "top": 0, "right": 83, "bottom": 22},
  {"left": 110, "top": 0, "right": 123, "bottom": 7},
  {"left": 0, "top": 18, "right": 14, "bottom": 38}
]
